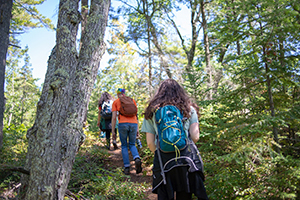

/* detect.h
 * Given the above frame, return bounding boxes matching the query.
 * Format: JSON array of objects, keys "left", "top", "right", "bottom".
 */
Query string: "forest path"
[{"left": 105, "top": 143, "right": 157, "bottom": 200}]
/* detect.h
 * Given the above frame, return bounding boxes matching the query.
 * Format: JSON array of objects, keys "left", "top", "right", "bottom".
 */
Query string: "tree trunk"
[
  {"left": 142, "top": 0, "right": 153, "bottom": 95},
  {"left": 266, "top": 64, "right": 279, "bottom": 153},
  {"left": 169, "top": 0, "right": 201, "bottom": 93},
  {"left": 0, "top": 0, "right": 13, "bottom": 150},
  {"left": 200, "top": 0, "right": 213, "bottom": 100},
  {"left": 264, "top": 44, "right": 280, "bottom": 153},
  {"left": 145, "top": 15, "right": 172, "bottom": 79},
  {"left": 20, "top": 0, "right": 110, "bottom": 199},
  {"left": 80, "top": 0, "right": 88, "bottom": 50}
]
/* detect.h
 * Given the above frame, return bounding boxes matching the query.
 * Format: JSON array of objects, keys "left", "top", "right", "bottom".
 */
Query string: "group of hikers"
[{"left": 97, "top": 79, "right": 209, "bottom": 200}]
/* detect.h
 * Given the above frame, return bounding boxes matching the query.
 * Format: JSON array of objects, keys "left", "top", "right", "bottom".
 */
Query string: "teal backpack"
[{"left": 155, "top": 105, "right": 187, "bottom": 153}]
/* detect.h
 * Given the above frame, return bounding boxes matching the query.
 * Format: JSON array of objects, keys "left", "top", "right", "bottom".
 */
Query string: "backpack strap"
[
  {"left": 156, "top": 134, "right": 167, "bottom": 185},
  {"left": 151, "top": 111, "right": 167, "bottom": 184}
]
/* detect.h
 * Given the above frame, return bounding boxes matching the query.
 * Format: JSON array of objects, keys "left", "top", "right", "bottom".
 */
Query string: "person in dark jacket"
[{"left": 97, "top": 92, "right": 118, "bottom": 150}]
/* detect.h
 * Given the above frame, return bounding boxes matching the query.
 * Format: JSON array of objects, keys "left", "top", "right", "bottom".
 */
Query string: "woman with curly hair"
[
  {"left": 97, "top": 92, "right": 118, "bottom": 150},
  {"left": 141, "top": 79, "right": 208, "bottom": 200}
]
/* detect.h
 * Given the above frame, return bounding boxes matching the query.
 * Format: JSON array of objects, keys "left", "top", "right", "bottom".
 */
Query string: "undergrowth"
[
  {"left": 68, "top": 131, "right": 150, "bottom": 199},
  {"left": 0, "top": 125, "right": 151, "bottom": 199}
]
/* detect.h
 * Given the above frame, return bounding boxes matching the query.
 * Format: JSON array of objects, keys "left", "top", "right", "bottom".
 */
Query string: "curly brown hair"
[
  {"left": 98, "top": 92, "right": 114, "bottom": 107},
  {"left": 144, "top": 79, "right": 199, "bottom": 120}
]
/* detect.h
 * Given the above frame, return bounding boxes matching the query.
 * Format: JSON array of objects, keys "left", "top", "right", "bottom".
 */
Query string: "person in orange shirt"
[{"left": 111, "top": 88, "right": 142, "bottom": 175}]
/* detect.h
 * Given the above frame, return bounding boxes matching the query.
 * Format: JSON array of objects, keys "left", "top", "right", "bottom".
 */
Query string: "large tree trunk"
[
  {"left": 0, "top": 0, "right": 13, "bottom": 150},
  {"left": 20, "top": 0, "right": 111, "bottom": 199}
]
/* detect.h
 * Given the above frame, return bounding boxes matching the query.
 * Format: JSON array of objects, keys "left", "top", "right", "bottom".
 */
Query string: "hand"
[
  {"left": 136, "top": 129, "right": 140, "bottom": 138},
  {"left": 97, "top": 121, "right": 100, "bottom": 127},
  {"left": 112, "top": 130, "right": 116, "bottom": 140}
]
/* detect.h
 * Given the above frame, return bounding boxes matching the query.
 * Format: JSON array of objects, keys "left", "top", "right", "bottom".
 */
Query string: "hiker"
[
  {"left": 97, "top": 92, "right": 118, "bottom": 150},
  {"left": 111, "top": 88, "right": 142, "bottom": 175},
  {"left": 141, "top": 79, "right": 209, "bottom": 200}
]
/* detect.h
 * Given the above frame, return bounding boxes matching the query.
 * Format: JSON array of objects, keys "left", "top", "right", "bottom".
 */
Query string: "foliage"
[
  {"left": 5, "top": 46, "right": 41, "bottom": 127},
  {"left": 2, "top": 0, "right": 300, "bottom": 199},
  {"left": 87, "top": 20, "right": 150, "bottom": 133},
  {"left": 2, "top": 0, "right": 54, "bottom": 134},
  {"left": 190, "top": 0, "right": 300, "bottom": 198},
  {"left": 1, "top": 124, "right": 28, "bottom": 165},
  {"left": 0, "top": 128, "right": 151, "bottom": 199},
  {"left": 67, "top": 131, "right": 150, "bottom": 199},
  {"left": 11, "top": 0, "right": 54, "bottom": 31},
  {"left": 0, "top": 124, "right": 28, "bottom": 195}
]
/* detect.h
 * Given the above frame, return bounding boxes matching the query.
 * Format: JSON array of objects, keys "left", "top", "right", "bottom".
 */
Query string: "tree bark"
[
  {"left": 142, "top": 0, "right": 153, "bottom": 95},
  {"left": 200, "top": 0, "right": 213, "bottom": 100},
  {"left": 0, "top": 0, "right": 13, "bottom": 150},
  {"left": 80, "top": 0, "right": 88, "bottom": 50},
  {"left": 20, "top": 0, "right": 111, "bottom": 199},
  {"left": 264, "top": 44, "right": 280, "bottom": 153},
  {"left": 265, "top": 63, "right": 279, "bottom": 153}
]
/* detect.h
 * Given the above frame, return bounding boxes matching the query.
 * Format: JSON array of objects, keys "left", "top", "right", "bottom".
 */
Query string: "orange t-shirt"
[{"left": 112, "top": 98, "right": 138, "bottom": 124}]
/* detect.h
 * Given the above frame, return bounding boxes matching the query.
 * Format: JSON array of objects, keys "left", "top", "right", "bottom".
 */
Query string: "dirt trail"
[{"left": 105, "top": 144, "right": 157, "bottom": 200}]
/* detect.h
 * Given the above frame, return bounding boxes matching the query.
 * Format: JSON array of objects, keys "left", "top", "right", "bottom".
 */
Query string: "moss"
[
  {"left": 49, "top": 68, "right": 70, "bottom": 90},
  {"left": 67, "top": 10, "right": 81, "bottom": 25},
  {"left": 56, "top": 26, "right": 71, "bottom": 36}
]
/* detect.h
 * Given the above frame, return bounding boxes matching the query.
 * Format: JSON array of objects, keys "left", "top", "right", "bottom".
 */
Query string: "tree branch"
[
  {"left": 0, "top": 166, "right": 30, "bottom": 175},
  {"left": 165, "top": 13, "right": 188, "bottom": 55},
  {"left": 8, "top": 43, "right": 21, "bottom": 48},
  {"left": 14, "top": 1, "right": 53, "bottom": 30}
]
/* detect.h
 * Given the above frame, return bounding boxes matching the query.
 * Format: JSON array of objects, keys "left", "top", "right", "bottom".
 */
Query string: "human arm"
[
  {"left": 188, "top": 106, "right": 200, "bottom": 143},
  {"left": 111, "top": 111, "right": 117, "bottom": 139},
  {"left": 141, "top": 116, "right": 157, "bottom": 153},
  {"left": 136, "top": 117, "right": 140, "bottom": 138},
  {"left": 189, "top": 122, "right": 200, "bottom": 143},
  {"left": 146, "top": 132, "right": 156, "bottom": 153},
  {"left": 97, "top": 109, "right": 101, "bottom": 129}
]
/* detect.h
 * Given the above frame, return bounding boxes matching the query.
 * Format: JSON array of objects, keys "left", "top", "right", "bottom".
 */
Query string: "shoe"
[
  {"left": 124, "top": 167, "right": 130, "bottom": 175},
  {"left": 135, "top": 158, "right": 142, "bottom": 174},
  {"left": 113, "top": 142, "right": 119, "bottom": 150},
  {"left": 105, "top": 140, "right": 110, "bottom": 150}
]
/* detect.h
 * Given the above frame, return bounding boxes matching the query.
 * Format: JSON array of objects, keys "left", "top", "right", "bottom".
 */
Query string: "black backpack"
[{"left": 100, "top": 100, "right": 113, "bottom": 119}]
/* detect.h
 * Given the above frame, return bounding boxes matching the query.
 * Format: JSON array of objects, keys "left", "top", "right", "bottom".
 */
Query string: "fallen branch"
[
  {"left": 0, "top": 182, "right": 21, "bottom": 200},
  {"left": 0, "top": 166, "right": 30, "bottom": 175},
  {"left": 65, "top": 189, "right": 88, "bottom": 200}
]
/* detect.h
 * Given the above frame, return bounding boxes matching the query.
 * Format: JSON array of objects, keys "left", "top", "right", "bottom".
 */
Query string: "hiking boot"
[
  {"left": 113, "top": 142, "right": 119, "bottom": 150},
  {"left": 105, "top": 140, "right": 110, "bottom": 150},
  {"left": 124, "top": 167, "right": 130, "bottom": 175},
  {"left": 135, "top": 158, "right": 142, "bottom": 174},
  {"left": 113, "top": 143, "right": 119, "bottom": 150}
]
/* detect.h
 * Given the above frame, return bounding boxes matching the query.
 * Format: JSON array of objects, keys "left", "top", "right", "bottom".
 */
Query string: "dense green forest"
[{"left": 1, "top": 0, "right": 300, "bottom": 199}]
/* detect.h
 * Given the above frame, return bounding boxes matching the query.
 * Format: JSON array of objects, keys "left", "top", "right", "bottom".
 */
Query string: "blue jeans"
[{"left": 118, "top": 123, "right": 140, "bottom": 167}]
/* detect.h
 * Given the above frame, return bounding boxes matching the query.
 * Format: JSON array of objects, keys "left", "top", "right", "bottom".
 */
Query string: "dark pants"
[
  {"left": 104, "top": 129, "right": 111, "bottom": 141},
  {"left": 103, "top": 128, "right": 117, "bottom": 142},
  {"left": 157, "top": 187, "right": 192, "bottom": 200}
]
